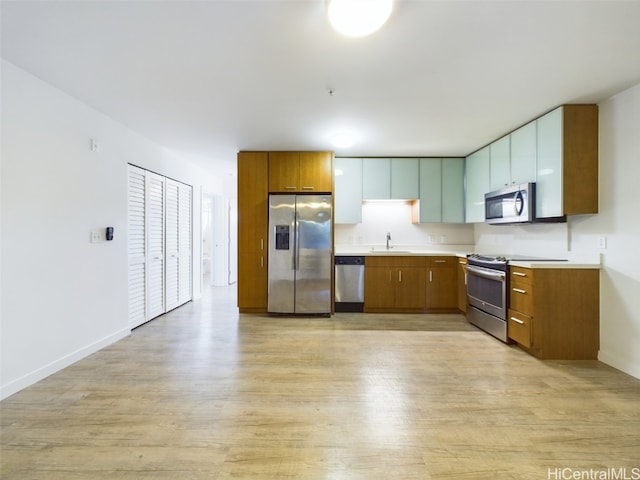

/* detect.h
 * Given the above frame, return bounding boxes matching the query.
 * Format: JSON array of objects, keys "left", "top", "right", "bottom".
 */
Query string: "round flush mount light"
[
  {"left": 327, "top": 0, "right": 393, "bottom": 38},
  {"left": 330, "top": 132, "right": 357, "bottom": 148}
]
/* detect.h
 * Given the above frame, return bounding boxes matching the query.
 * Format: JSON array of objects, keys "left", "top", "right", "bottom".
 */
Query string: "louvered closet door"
[
  {"left": 178, "top": 183, "right": 192, "bottom": 305},
  {"left": 165, "top": 179, "right": 180, "bottom": 311},
  {"left": 127, "top": 165, "right": 147, "bottom": 328},
  {"left": 146, "top": 172, "right": 166, "bottom": 319}
]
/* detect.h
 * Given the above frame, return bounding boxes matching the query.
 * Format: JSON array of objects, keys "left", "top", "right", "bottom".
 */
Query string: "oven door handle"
[{"left": 466, "top": 265, "right": 506, "bottom": 281}]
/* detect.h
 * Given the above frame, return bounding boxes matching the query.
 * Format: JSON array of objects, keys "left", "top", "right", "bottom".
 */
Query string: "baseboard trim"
[
  {"left": 1, "top": 327, "right": 131, "bottom": 400},
  {"left": 598, "top": 350, "right": 640, "bottom": 380}
]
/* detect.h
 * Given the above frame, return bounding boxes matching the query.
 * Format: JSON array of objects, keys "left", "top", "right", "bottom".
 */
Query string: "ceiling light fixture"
[
  {"left": 330, "top": 132, "right": 357, "bottom": 148},
  {"left": 327, "top": 0, "right": 393, "bottom": 38}
]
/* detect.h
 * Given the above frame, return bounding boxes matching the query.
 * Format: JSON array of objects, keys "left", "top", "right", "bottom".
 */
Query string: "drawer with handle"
[
  {"left": 510, "top": 266, "right": 533, "bottom": 285},
  {"left": 508, "top": 309, "right": 532, "bottom": 348},
  {"left": 510, "top": 280, "right": 534, "bottom": 316},
  {"left": 425, "top": 256, "right": 456, "bottom": 267}
]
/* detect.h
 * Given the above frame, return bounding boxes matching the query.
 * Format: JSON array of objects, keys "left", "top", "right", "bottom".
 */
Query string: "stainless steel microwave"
[{"left": 484, "top": 183, "right": 535, "bottom": 225}]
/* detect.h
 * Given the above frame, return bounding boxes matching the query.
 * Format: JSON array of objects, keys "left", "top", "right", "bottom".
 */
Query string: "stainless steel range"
[
  {"left": 466, "top": 253, "right": 567, "bottom": 342},
  {"left": 466, "top": 254, "right": 510, "bottom": 342}
]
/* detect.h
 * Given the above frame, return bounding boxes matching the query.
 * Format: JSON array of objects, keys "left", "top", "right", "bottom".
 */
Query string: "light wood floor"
[{"left": 2, "top": 286, "right": 639, "bottom": 479}]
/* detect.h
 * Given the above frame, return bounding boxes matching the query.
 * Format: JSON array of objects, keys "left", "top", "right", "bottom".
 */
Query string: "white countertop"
[
  {"left": 334, "top": 245, "right": 472, "bottom": 258},
  {"left": 334, "top": 245, "right": 601, "bottom": 269},
  {"left": 508, "top": 260, "right": 601, "bottom": 269}
]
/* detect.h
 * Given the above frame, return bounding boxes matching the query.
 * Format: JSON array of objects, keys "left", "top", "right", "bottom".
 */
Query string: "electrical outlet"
[{"left": 598, "top": 236, "right": 607, "bottom": 249}]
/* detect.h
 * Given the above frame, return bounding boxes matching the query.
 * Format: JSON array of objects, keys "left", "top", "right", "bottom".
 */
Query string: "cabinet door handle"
[
  {"left": 513, "top": 288, "right": 527, "bottom": 294},
  {"left": 398, "top": 270, "right": 402, "bottom": 282},
  {"left": 434, "top": 260, "right": 446, "bottom": 263},
  {"left": 513, "top": 271, "right": 527, "bottom": 277},
  {"left": 389, "top": 270, "right": 392, "bottom": 282},
  {"left": 260, "top": 238, "right": 264, "bottom": 250},
  {"left": 429, "top": 271, "right": 433, "bottom": 282},
  {"left": 510, "top": 317, "right": 525, "bottom": 325},
  {"left": 260, "top": 256, "right": 264, "bottom": 268},
  {"left": 301, "top": 186, "right": 314, "bottom": 191},
  {"left": 284, "top": 186, "right": 297, "bottom": 190}
]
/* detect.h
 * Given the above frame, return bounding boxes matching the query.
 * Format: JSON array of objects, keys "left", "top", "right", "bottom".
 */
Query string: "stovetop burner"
[
  {"left": 467, "top": 253, "right": 568, "bottom": 271},
  {"left": 468, "top": 253, "right": 568, "bottom": 262}
]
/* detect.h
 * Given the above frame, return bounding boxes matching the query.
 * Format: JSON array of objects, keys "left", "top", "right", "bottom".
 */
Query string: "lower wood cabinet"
[
  {"left": 364, "top": 256, "right": 426, "bottom": 312},
  {"left": 426, "top": 256, "right": 458, "bottom": 310},
  {"left": 364, "top": 255, "right": 460, "bottom": 313},
  {"left": 508, "top": 266, "right": 599, "bottom": 360},
  {"left": 457, "top": 257, "right": 468, "bottom": 313}
]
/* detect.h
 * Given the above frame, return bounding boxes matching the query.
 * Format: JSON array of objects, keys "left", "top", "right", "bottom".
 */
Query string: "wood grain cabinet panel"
[
  {"left": 508, "top": 309, "right": 532, "bottom": 348},
  {"left": 364, "top": 256, "right": 426, "bottom": 312},
  {"left": 508, "top": 266, "right": 599, "bottom": 359},
  {"left": 426, "top": 256, "right": 458, "bottom": 311},
  {"left": 237, "top": 151, "right": 269, "bottom": 312},
  {"left": 269, "top": 151, "right": 333, "bottom": 193},
  {"left": 457, "top": 257, "right": 468, "bottom": 313}
]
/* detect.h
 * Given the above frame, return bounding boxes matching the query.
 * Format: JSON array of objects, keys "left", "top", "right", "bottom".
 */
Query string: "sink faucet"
[{"left": 386, "top": 232, "right": 391, "bottom": 250}]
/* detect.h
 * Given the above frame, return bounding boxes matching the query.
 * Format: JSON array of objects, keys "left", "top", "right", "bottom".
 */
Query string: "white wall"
[
  {"left": 336, "top": 202, "right": 475, "bottom": 250},
  {"left": 0, "top": 61, "right": 226, "bottom": 399},
  {"left": 574, "top": 83, "right": 640, "bottom": 378}
]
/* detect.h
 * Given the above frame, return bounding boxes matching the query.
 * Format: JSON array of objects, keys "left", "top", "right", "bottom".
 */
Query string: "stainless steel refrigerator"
[{"left": 268, "top": 194, "right": 332, "bottom": 314}]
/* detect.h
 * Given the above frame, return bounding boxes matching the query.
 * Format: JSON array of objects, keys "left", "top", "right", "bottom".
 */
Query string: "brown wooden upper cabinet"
[{"left": 269, "top": 151, "right": 333, "bottom": 193}]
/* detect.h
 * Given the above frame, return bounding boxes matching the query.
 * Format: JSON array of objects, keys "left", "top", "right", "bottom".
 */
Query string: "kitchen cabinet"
[
  {"left": 391, "top": 158, "right": 420, "bottom": 199},
  {"left": 425, "top": 256, "right": 458, "bottom": 310},
  {"left": 489, "top": 123, "right": 538, "bottom": 191},
  {"left": 535, "top": 105, "right": 598, "bottom": 219},
  {"left": 237, "top": 151, "right": 269, "bottom": 312},
  {"left": 269, "top": 151, "right": 333, "bottom": 193},
  {"left": 507, "top": 265, "right": 599, "bottom": 359},
  {"left": 457, "top": 257, "right": 467, "bottom": 313},
  {"left": 364, "top": 256, "right": 426, "bottom": 312},
  {"left": 362, "top": 158, "right": 390, "bottom": 199},
  {"left": 489, "top": 136, "right": 511, "bottom": 192},
  {"left": 464, "top": 146, "right": 490, "bottom": 223},
  {"left": 362, "top": 158, "right": 419, "bottom": 200},
  {"left": 418, "top": 158, "right": 464, "bottom": 223},
  {"left": 334, "top": 157, "right": 363, "bottom": 224},
  {"left": 509, "top": 121, "right": 537, "bottom": 186}
]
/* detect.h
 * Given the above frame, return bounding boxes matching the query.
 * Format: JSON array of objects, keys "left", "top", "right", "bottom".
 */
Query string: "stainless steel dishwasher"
[{"left": 335, "top": 256, "right": 365, "bottom": 312}]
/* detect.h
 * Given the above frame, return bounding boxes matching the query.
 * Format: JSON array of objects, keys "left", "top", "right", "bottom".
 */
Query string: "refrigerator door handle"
[{"left": 294, "top": 210, "right": 300, "bottom": 270}]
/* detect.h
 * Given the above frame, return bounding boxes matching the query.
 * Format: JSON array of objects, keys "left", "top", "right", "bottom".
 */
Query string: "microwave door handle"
[{"left": 514, "top": 190, "right": 524, "bottom": 216}]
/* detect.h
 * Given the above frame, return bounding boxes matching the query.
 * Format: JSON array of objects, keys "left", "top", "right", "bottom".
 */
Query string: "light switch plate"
[
  {"left": 598, "top": 236, "right": 607, "bottom": 249},
  {"left": 90, "top": 229, "right": 104, "bottom": 243}
]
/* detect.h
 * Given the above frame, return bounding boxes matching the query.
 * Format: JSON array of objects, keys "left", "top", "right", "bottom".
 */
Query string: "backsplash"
[
  {"left": 335, "top": 202, "right": 600, "bottom": 262},
  {"left": 335, "top": 202, "right": 474, "bottom": 249},
  {"left": 474, "top": 221, "right": 569, "bottom": 257}
]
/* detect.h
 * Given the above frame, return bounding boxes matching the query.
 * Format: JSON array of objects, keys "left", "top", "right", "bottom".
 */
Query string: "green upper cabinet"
[
  {"left": 489, "top": 124, "right": 537, "bottom": 192},
  {"left": 419, "top": 158, "right": 464, "bottom": 223},
  {"left": 362, "top": 157, "right": 419, "bottom": 200},
  {"left": 362, "top": 158, "right": 391, "bottom": 199},
  {"left": 536, "top": 107, "right": 564, "bottom": 218},
  {"left": 441, "top": 158, "right": 465, "bottom": 223},
  {"left": 489, "top": 136, "right": 511, "bottom": 192},
  {"left": 465, "top": 146, "right": 491, "bottom": 223},
  {"left": 334, "top": 157, "right": 363, "bottom": 224},
  {"left": 390, "top": 158, "right": 420, "bottom": 199},
  {"left": 536, "top": 105, "right": 598, "bottom": 220},
  {"left": 510, "top": 121, "right": 537, "bottom": 186},
  {"left": 419, "top": 158, "right": 442, "bottom": 222}
]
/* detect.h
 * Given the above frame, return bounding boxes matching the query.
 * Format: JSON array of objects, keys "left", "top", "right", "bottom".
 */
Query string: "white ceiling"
[{"left": 2, "top": 1, "right": 640, "bottom": 177}]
